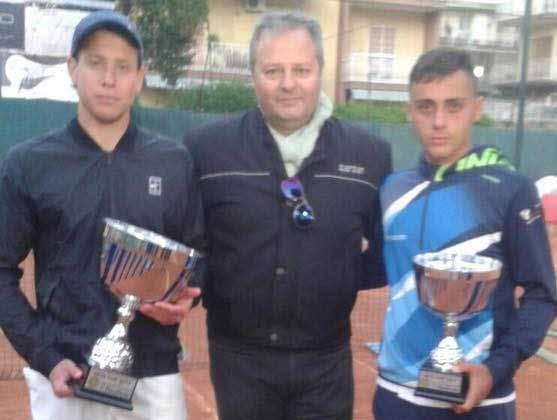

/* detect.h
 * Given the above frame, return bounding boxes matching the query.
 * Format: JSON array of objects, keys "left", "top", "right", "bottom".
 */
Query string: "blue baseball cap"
[{"left": 71, "top": 10, "right": 144, "bottom": 66}]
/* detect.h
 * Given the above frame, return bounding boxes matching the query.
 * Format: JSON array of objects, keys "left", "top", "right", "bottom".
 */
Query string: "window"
[
  {"left": 369, "top": 26, "right": 396, "bottom": 54},
  {"left": 459, "top": 14, "right": 472, "bottom": 32},
  {"left": 368, "top": 26, "right": 395, "bottom": 80},
  {"left": 530, "top": 36, "right": 553, "bottom": 79}
]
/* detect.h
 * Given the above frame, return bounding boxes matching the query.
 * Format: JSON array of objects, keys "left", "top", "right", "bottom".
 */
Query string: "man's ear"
[
  {"left": 134, "top": 67, "right": 145, "bottom": 95},
  {"left": 473, "top": 95, "right": 484, "bottom": 122},
  {"left": 67, "top": 56, "right": 78, "bottom": 87},
  {"left": 405, "top": 103, "right": 413, "bottom": 122}
]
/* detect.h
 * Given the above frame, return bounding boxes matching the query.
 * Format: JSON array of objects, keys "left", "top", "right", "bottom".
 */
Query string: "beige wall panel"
[{"left": 348, "top": 7, "right": 425, "bottom": 58}]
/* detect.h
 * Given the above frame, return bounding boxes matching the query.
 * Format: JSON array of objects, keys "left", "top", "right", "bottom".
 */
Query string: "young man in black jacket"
[
  {"left": 0, "top": 11, "right": 201, "bottom": 419},
  {"left": 185, "top": 11, "right": 392, "bottom": 420}
]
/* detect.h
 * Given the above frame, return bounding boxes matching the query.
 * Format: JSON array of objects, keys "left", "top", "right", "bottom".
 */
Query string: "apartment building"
[
  {"left": 5, "top": 0, "right": 540, "bottom": 124},
  {"left": 339, "top": 0, "right": 517, "bottom": 103},
  {"left": 183, "top": 0, "right": 340, "bottom": 104},
  {"left": 490, "top": 0, "right": 557, "bottom": 125},
  {"left": 339, "top": 0, "right": 445, "bottom": 104}
]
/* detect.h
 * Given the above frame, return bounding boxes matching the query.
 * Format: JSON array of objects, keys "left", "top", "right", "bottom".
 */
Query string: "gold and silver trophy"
[
  {"left": 73, "top": 218, "right": 201, "bottom": 410},
  {"left": 412, "top": 252, "right": 502, "bottom": 403}
]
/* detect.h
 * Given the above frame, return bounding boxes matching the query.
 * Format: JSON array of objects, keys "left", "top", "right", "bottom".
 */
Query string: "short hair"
[
  {"left": 249, "top": 11, "right": 324, "bottom": 71},
  {"left": 409, "top": 48, "right": 477, "bottom": 94}
]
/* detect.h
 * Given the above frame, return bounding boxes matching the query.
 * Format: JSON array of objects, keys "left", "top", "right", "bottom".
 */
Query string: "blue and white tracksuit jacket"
[{"left": 377, "top": 146, "right": 557, "bottom": 408}]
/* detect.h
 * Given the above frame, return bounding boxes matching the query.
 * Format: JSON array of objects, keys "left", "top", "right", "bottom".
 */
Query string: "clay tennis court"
[{"left": 1, "top": 257, "right": 556, "bottom": 419}]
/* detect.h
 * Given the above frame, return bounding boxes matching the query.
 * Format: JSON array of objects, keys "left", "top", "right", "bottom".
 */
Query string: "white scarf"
[{"left": 268, "top": 92, "right": 333, "bottom": 177}]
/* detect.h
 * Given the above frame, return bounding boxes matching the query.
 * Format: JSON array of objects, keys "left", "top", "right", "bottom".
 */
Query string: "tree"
[{"left": 116, "top": 0, "right": 209, "bottom": 85}]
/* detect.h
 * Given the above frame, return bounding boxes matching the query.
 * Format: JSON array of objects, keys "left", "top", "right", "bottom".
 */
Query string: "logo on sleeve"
[
  {"left": 148, "top": 176, "right": 162, "bottom": 196},
  {"left": 519, "top": 204, "right": 542, "bottom": 224}
]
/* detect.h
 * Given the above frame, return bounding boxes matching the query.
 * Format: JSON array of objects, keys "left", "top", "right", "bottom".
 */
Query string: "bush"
[
  {"left": 334, "top": 101, "right": 494, "bottom": 126},
  {"left": 334, "top": 102, "right": 407, "bottom": 123},
  {"left": 170, "top": 81, "right": 257, "bottom": 113},
  {"left": 475, "top": 114, "right": 494, "bottom": 127}
]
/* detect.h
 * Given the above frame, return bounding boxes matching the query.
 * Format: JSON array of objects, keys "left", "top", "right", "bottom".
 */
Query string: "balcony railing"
[
  {"left": 489, "top": 57, "right": 554, "bottom": 83},
  {"left": 438, "top": 35, "right": 518, "bottom": 52},
  {"left": 342, "top": 53, "right": 419, "bottom": 84},
  {"left": 544, "top": 0, "right": 557, "bottom": 13},
  {"left": 351, "top": 0, "right": 446, "bottom": 12},
  {"left": 484, "top": 97, "right": 557, "bottom": 126},
  {"left": 187, "top": 42, "right": 250, "bottom": 75}
]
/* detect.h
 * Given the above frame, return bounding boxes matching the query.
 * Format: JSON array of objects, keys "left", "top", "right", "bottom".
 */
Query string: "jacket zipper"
[
  {"left": 418, "top": 184, "right": 432, "bottom": 252},
  {"left": 105, "top": 152, "right": 117, "bottom": 218}
]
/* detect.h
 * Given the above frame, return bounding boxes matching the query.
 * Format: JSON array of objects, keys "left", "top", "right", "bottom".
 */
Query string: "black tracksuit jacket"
[
  {"left": 185, "top": 108, "right": 392, "bottom": 350},
  {"left": 0, "top": 119, "right": 202, "bottom": 378}
]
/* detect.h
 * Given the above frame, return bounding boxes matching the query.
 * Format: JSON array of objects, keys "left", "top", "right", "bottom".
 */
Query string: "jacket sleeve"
[
  {"left": 484, "top": 179, "right": 557, "bottom": 388},
  {"left": 0, "top": 150, "right": 65, "bottom": 376},
  {"left": 182, "top": 144, "right": 206, "bottom": 290},
  {"left": 181, "top": 136, "right": 208, "bottom": 296},
  {"left": 361, "top": 138, "right": 393, "bottom": 290}
]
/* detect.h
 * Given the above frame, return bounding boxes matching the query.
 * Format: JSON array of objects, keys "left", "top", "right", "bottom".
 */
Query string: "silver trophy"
[
  {"left": 73, "top": 218, "right": 201, "bottom": 410},
  {"left": 412, "top": 252, "right": 502, "bottom": 403}
]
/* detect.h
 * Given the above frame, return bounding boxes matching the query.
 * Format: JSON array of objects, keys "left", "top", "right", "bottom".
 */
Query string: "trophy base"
[
  {"left": 415, "top": 363, "right": 468, "bottom": 404},
  {"left": 72, "top": 364, "right": 138, "bottom": 411}
]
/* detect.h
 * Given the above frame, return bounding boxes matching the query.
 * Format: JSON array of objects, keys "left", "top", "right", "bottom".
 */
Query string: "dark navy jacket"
[
  {"left": 0, "top": 119, "right": 201, "bottom": 377},
  {"left": 185, "top": 108, "right": 392, "bottom": 350},
  {"left": 377, "top": 146, "right": 557, "bottom": 403}
]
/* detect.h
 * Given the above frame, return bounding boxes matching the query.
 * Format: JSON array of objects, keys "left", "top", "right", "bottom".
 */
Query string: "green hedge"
[
  {"left": 333, "top": 102, "right": 494, "bottom": 126},
  {"left": 170, "top": 81, "right": 257, "bottom": 113},
  {"left": 168, "top": 82, "right": 493, "bottom": 126},
  {"left": 334, "top": 102, "right": 407, "bottom": 123}
]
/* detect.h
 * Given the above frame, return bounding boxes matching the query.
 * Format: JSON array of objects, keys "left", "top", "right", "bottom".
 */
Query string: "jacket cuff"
[
  {"left": 483, "top": 349, "right": 518, "bottom": 390},
  {"left": 30, "top": 347, "right": 65, "bottom": 378}
]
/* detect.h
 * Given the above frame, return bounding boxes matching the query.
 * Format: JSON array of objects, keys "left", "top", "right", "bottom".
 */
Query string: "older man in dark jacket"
[{"left": 185, "top": 11, "right": 392, "bottom": 420}]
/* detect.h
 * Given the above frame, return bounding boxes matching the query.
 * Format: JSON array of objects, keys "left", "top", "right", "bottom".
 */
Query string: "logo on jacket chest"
[
  {"left": 148, "top": 176, "right": 162, "bottom": 196},
  {"left": 338, "top": 164, "right": 365, "bottom": 175}
]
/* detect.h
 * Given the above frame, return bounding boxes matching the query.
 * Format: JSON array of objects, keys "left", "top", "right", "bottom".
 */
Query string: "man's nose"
[
  {"left": 433, "top": 108, "right": 447, "bottom": 128},
  {"left": 101, "top": 66, "right": 117, "bottom": 86},
  {"left": 280, "top": 70, "right": 295, "bottom": 90}
]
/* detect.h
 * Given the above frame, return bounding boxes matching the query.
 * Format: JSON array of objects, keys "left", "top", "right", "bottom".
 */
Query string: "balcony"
[
  {"left": 342, "top": 53, "right": 418, "bottom": 85},
  {"left": 544, "top": 0, "right": 557, "bottom": 13},
  {"left": 500, "top": 1, "right": 557, "bottom": 28},
  {"left": 483, "top": 97, "right": 557, "bottom": 127},
  {"left": 187, "top": 42, "right": 250, "bottom": 76},
  {"left": 349, "top": 0, "right": 446, "bottom": 13},
  {"left": 438, "top": 35, "right": 518, "bottom": 53},
  {"left": 489, "top": 57, "right": 555, "bottom": 85}
]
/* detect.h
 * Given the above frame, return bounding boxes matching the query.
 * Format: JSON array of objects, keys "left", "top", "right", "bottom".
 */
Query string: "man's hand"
[
  {"left": 48, "top": 359, "right": 83, "bottom": 398},
  {"left": 452, "top": 362, "right": 493, "bottom": 414},
  {"left": 139, "top": 286, "right": 201, "bottom": 325}
]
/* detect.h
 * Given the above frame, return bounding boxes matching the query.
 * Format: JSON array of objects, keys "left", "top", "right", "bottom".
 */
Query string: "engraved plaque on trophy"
[
  {"left": 73, "top": 218, "right": 201, "bottom": 410},
  {"left": 413, "top": 253, "right": 502, "bottom": 404}
]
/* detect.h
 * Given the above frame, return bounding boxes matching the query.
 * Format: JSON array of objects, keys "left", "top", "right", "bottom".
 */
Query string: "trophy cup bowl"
[
  {"left": 73, "top": 218, "right": 201, "bottom": 410},
  {"left": 412, "top": 252, "right": 502, "bottom": 404}
]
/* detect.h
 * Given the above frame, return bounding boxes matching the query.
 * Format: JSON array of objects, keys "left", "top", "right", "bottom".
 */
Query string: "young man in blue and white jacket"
[{"left": 373, "top": 48, "right": 557, "bottom": 420}]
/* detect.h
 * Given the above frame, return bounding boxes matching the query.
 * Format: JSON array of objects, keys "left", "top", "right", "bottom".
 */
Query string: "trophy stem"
[
  {"left": 107, "top": 294, "right": 141, "bottom": 340},
  {"left": 443, "top": 315, "right": 459, "bottom": 338},
  {"left": 88, "top": 294, "right": 141, "bottom": 371},
  {"left": 430, "top": 315, "right": 463, "bottom": 372}
]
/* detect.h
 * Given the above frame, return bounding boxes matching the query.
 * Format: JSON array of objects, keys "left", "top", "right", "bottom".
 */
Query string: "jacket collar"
[
  {"left": 68, "top": 118, "right": 138, "bottom": 153},
  {"left": 418, "top": 145, "right": 515, "bottom": 182},
  {"left": 251, "top": 108, "right": 329, "bottom": 174}
]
